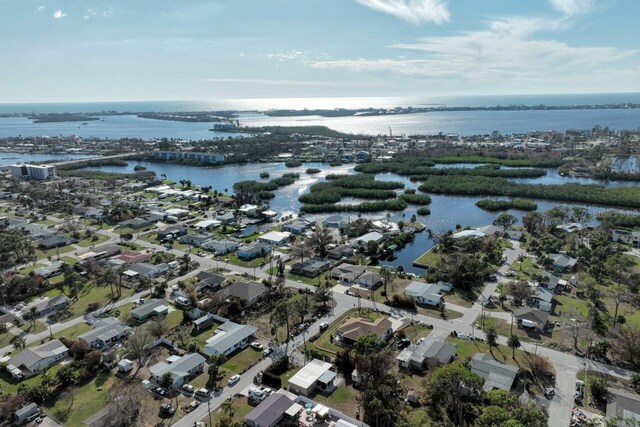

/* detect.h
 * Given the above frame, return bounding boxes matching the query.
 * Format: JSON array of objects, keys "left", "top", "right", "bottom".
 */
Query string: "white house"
[
  {"left": 149, "top": 353, "right": 206, "bottom": 389},
  {"left": 258, "top": 231, "right": 291, "bottom": 246},
  {"left": 204, "top": 321, "right": 258, "bottom": 357},
  {"left": 404, "top": 282, "right": 445, "bottom": 307},
  {"left": 287, "top": 359, "right": 337, "bottom": 396},
  {"left": 78, "top": 317, "right": 131, "bottom": 349},
  {"left": 7, "top": 340, "right": 69, "bottom": 380},
  {"left": 352, "top": 232, "right": 384, "bottom": 247},
  {"left": 194, "top": 219, "right": 221, "bottom": 231}
]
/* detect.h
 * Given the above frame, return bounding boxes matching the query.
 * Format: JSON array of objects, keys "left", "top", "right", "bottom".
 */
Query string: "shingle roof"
[
  {"left": 217, "top": 281, "right": 267, "bottom": 302},
  {"left": 244, "top": 393, "right": 294, "bottom": 427}
]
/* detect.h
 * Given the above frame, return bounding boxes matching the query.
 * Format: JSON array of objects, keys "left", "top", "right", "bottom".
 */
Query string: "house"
[
  {"left": 117, "top": 359, "right": 134, "bottom": 375},
  {"left": 194, "top": 270, "right": 229, "bottom": 293},
  {"left": 117, "top": 217, "right": 156, "bottom": 229},
  {"left": 397, "top": 336, "right": 456, "bottom": 370},
  {"left": 126, "top": 262, "right": 169, "bottom": 279},
  {"left": 164, "top": 208, "right": 190, "bottom": 218},
  {"left": 328, "top": 244, "right": 355, "bottom": 260},
  {"left": 7, "top": 340, "right": 69, "bottom": 380},
  {"left": 201, "top": 239, "right": 240, "bottom": 255},
  {"left": 204, "top": 321, "right": 257, "bottom": 357},
  {"left": 193, "top": 313, "right": 218, "bottom": 332},
  {"left": 556, "top": 223, "right": 585, "bottom": 233},
  {"left": 527, "top": 286, "right": 555, "bottom": 313},
  {"left": 290, "top": 258, "right": 332, "bottom": 278},
  {"left": 258, "top": 231, "right": 291, "bottom": 246},
  {"left": 130, "top": 299, "right": 169, "bottom": 322},
  {"left": 14, "top": 403, "right": 40, "bottom": 425},
  {"left": 452, "top": 229, "right": 486, "bottom": 239},
  {"left": 282, "top": 220, "right": 312, "bottom": 235},
  {"left": 352, "top": 231, "right": 384, "bottom": 247},
  {"left": 149, "top": 353, "right": 206, "bottom": 389},
  {"left": 354, "top": 150, "right": 370, "bottom": 163},
  {"left": 217, "top": 281, "right": 267, "bottom": 307},
  {"left": 78, "top": 244, "right": 122, "bottom": 262},
  {"left": 78, "top": 317, "right": 131, "bottom": 348},
  {"left": 606, "top": 387, "right": 640, "bottom": 423},
  {"left": 287, "top": 359, "right": 337, "bottom": 396},
  {"left": 335, "top": 317, "right": 393, "bottom": 346},
  {"left": 157, "top": 226, "right": 187, "bottom": 240},
  {"left": 244, "top": 393, "right": 301, "bottom": 427},
  {"left": 37, "top": 235, "right": 77, "bottom": 250},
  {"left": 33, "top": 261, "right": 64, "bottom": 278},
  {"left": 194, "top": 219, "right": 221, "bottom": 231},
  {"left": 237, "top": 242, "right": 272, "bottom": 260},
  {"left": 470, "top": 353, "right": 519, "bottom": 392},
  {"left": 115, "top": 251, "right": 148, "bottom": 265},
  {"left": 323, "top": 215, "right": 348, "bottom": 229},
  {"left": 540, "top": 271, "right": 568, "bottom": 292},
  {"left": 216, "top": 212, "right": 236, "bottom": 224},
  {"left": 548, "top": 253, "right": 577, "bottom": 272},
  {"left": 476, "top": 225, "right": 505, "bottom": 237},
  {"left": 404, "top": 282, "right": 445, "bottom": 307},
  {"left": 239, "top": 204, "right": 260, "bottom": 217},
  {"left": 514, "top": 306, "right": 549, "bottom": 331},
  {"left": 357, "top": 271, "right": 382, "bottom": 289},
  {"left": 178, "top": 233, "right": 212, "bottom": 247},
  {"left": 23, "top": 294, "right": 71, "bottom": 317},
  {"left": 331, "top": 264, "right": 366, "bottom": 284}
]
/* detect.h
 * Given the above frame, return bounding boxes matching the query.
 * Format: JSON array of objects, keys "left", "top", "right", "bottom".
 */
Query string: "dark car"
[
  {"left": 397, "top": 338, "right": 411, "bottom": 349},
  {"left": 160, "top": 403, "right": 175, "bottom": 416}
]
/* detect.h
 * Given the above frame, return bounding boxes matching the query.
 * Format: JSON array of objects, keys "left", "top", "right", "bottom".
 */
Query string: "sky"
[{"left": 1, "top": 0, "right": 639, "bottom": 102}]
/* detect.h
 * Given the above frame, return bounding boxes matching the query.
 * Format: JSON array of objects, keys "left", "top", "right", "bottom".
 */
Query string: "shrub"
[
  {"left": 306, "top": 168, "right": 321, "bottom": 174},
  {"left": 285, "top": 160, "right": 302, "bottom": 168},
  {"left": 400, "top": 193, "right": 431, "bottom": 205},
  {"left": 417, "top": 207, "right": 431, "bottom": 216}
]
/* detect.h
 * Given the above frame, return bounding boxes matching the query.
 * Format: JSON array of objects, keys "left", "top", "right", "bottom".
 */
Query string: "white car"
[
  {"left": 182, "top": 384, "right": 194, "bottom": 393},
  {"left": 250, "top": 342, "right": 264, "bottom": 351},
  {"left": 228, "top": 374, "right": 241, "bottom": 386}
]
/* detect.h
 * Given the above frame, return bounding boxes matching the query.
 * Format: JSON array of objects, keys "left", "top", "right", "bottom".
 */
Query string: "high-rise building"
[{"left": 9, "top": 164, "right": 56, "bottom": 180}]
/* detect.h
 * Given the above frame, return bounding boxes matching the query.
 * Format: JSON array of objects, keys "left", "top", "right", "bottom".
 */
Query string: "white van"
[{"left": 248, "top": 387, "right": 266, "bottom": 402}]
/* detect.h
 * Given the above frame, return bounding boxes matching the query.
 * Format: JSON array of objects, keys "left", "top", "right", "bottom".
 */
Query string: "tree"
[
  {"left": 207, "top": 354, "right": 226, "bottom": 389},
  {"left": 478, "top": 389, "right": 547, "bottom": 427},
  {"left": 308, "top": 226, "right": 333, "bottom": 258},
  {"left": 485, "top": 327, "right": 498, "bottom": 351},
  {"left": 124, "top": 328, "right": 153, "bottom": 374},
  {"left": 507, "top": 333, "right": 521, "bottom": 359},
  {"left": 611, "top": 324, "right": 640, "bottom": 368},
  {"left": 607, "top": 254, "right": 633, "bottom": 287},
  {"left": 105, "top": 381, "right": 149, "bottom": 426},
  {"left": 493, "top": 213, "right": 517, "bottom": 229},
  {"left": 314, "top": 283, "right": 332, "bottom": 313},
  {"left": 611, "top": 285, "right": 630, "bottom": 327},
  {"left": 355, "top": 351, "right": 405, "bottom": 427},
  {"left": 148, "top": 318, "right": 168, "bottom": 339},
  {"left": 506, "top": 281, "right": 534, "bottom": 306},
  {"left": 291, "top": 241, "right": 313, "bottom": 263},
  {"left": 12, "top": 336, "right": 26, "bottom": 351},
  {"left": 525, "top": 353, "right": 553, "bottom": 381},
  {"left": 366, "top": 240, "right": 379, "bottom": 257},
  {"left": 423, "top": 362, "right": 484, "bottom": 426},
  {"left": 270, "top": 300, "right": 292, "bottom": 341},
  {"left": 380, "top": 267, "right": 395, "bottom": 301},
  {"left": 517, "top": 254, "right": 526, "bottom": 271},
  {"left": 353, "top": 333, "right": 381, "bottom": 355}
]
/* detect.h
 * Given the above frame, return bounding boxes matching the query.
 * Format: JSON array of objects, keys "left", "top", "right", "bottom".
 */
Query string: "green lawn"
[
  {"left": 401, "top": 323, "right": 432, "bottom": 342},
  {"left": 0, "top": 362, "right": 64, "bottom": 394},
  {"left": 76, "top": 234, "right": 109, "bottom": 247},
  {"left": 61, "top": 256, "right": 78, "bottom": 265},
  {"left": 449, "top": 337, "right": 530, "bottom": 369},
  {"left": 0, "top": 331, "right": 16, "bottom": 347},
  {"left": 226, "top": 253, "right": 269, "bottom": 268},
  {"left": 287, "top": 271, "right": 329, "bottom": 286},
  {"left": 222, "top": 347, "right": 264, "bottom": 374},
  {"left": 44, "top": 371, "right": 114, "bottom": 426},
  {"left": 418, "top": 304, "right": 463, "bottom": 320},
  {"left": 312, "top": 308, "right": 381, "bottom": 356},
  {"left": 18, "top": 263, "right": 46, "bottom": 275},
  {"left": 413, "top": 249, "right": 441, "bottom": 268},
  {"left": 165, "top": 308, "right": 184, "bottom": 331},
  {"left": 191, "top": 325, "right": 220, "bottom": 349},
  {"left": 64, "top": 283, "right": 119, "bottom": 318},
  {"left": 208, "top": 397, "right": 253, "bottom": 427},
  {"left": 20, "top": 320, "right": 48, "bottom": 335},
  {"left": 35, "top": 245, "right": 74, "bottom": 261},
  {"left": 52, "top": 322, "right": 93, "bottom": 341},
  {"left": 313, "top": 384, "right": 354, "bottom": 411}
]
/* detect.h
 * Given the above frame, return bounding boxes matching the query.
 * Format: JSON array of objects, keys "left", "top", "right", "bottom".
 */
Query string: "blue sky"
[{"left": 1, "top": 0, "right": 639, "bottom": 102}]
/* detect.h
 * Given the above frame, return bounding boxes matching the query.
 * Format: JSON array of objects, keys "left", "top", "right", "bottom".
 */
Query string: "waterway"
[
  {"left": 79, "top": 159, "right": 640, "bottom": 274},
  {"left": 0, "top": 152, "right": 97, "bottom": 166}
]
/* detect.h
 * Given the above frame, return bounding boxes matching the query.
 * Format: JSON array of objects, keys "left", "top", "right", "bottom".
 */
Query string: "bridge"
[{"left": 49, "top": 152, "right": 146, "bottom": 166}]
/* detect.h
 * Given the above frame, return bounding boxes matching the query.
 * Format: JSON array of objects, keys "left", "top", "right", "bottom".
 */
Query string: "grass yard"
[
  {"left": 0, "top": 363, "right": 64, "bottom": 394},
  {"left": 207, "top": 396, "right": 253, "bottom": 427},
  {"left": 18, "top": 263, "right": 46, "bottom": 275},
  {"left": 44, "top": 370, "right": 114, "bottom": 426},
  {"left": 226, "top": 253, "right": 269, "bottom": 268},
  {"left": 61, "top": 256, "right": 78, "bottom": 264},
  {"left": 449, "top": 337, "right": 531, "bottom": 369},
  {"left": 34, "top": 245, "right": 74, "bottom": 261},
  {"left": 52, "top": 322, "right": 93, "bottom": 341},
  {"left": 287, "top": 271, "right": 329, "bottom": 286},
  {"left": 413, "top": 249, "right": 441, "bottom": 269},
  {"left": 76, "top": 234, "right": 109, "bottom": 247},
  {"left": 63, "top": 283, "right": 120, "bottom": 318},
  {"left": 20, "top": 320, "right": 48, "bottom": 335},
  {"left": 312, "top": 308, "right": 381, "bottom": 356},
  {"left": 190, "top": 325, "right": 219, "bottom": 350},
  {"left": 312, "top": 384, "right": 356, "bottom": 417},
  {"left": 401, "top": 322, "right": 432, "bottom": 342},
  {"left": 222, "top": 347, "right": 264, "bottom": 374},
  {"left": 417, "top": 305, "right": 463, "bottom": 320},
  {"left": 0, "top": 330, "right": 16, "bottom": 347}
]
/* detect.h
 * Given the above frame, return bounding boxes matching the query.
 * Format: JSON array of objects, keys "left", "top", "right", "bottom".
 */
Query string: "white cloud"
[
  {"left": 36, "top": 6, "right": 46, "bottom": 12},
  {"left": 84, "top": 7, "right": 113, "bottom": 20},
  {"left": 263, "top": 50, "right": 331, "bottom": 62},
  {"left": 201, "top": 78, "right": 379, "bottom": 87},
  {"left": 355, "top": 0, "right": 450, "bottom": 24},
  {"left": 52, "top": 9, "right": 67, "bottom": 19},
  {"left": 310, "top": 16, "right": 637, "bottom": 84},
  {"left": 549, "top": 0, "right": 592, "bottom": 17}
]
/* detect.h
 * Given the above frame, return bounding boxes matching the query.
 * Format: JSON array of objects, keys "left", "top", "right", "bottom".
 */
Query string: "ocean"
[{"left": 1, "top": 93, "right": 639, "bottom": 137}]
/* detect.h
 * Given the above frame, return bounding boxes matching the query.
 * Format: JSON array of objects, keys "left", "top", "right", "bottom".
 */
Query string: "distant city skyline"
[{"left": 2, "top": 0, "right": 639, "bottom": 103}]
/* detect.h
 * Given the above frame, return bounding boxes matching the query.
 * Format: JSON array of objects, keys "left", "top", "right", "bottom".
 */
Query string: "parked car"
[
  {"left": 263, "top": 348, "right": 273, "bottom": 357},
  {"left": 195, "top": 388, "right": 210, "bottom": 399},
  {"left": 319, "top": 322, "right": 329, "bottom": 331},
  {"left": 183, "top": 400, "right": 200, "bottom": 413},
  {"left": 152, "top": 387, "right": 166, "bottom": 397},
  {"left": 182, "top": 384, "right": 194, "bottom": 394},
  {"left": 160, "top": 403, "right": 176, "bottom": 416},
  {"left": 250, "top": 342, "right": 264, "bottom": 351},
  {"left": 228, "top": 374, "right": 241, "bottom": 386},
  {"left": 397, "top": 338, "right": 411, "bottom": 349}
]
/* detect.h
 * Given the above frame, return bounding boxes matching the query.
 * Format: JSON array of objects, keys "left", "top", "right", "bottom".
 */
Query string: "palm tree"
[
  {"left": 507, "top": 333, "right": 521, "bottom": 359},
  {"left": 380, "top": 267, "right": 395, "bottom": 301},
  {"left": 517, "top": 254, "right": 526, "bottom": 271},
  {"left": 485, "top": 327, "right": 498, "bottom": 352},
  {"left": 13, "top": 336, "right": 26, "bottom": 351}
]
